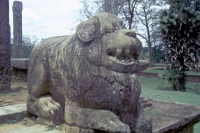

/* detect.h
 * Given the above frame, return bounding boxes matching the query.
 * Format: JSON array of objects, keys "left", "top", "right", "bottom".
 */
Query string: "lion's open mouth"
[{"left": 105, "top": 46, "right": 138, "bottom": 65}]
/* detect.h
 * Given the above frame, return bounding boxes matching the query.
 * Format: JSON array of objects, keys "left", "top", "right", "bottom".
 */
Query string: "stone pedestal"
[
  {"left": 144, "top": 98, "right": 200, "bottom": 133},
  {"left": 0, "top": 0, "right": 11, "bottom": 93},
  {"left": 12, "top": 1, "right": 23, "bottom": 58}
]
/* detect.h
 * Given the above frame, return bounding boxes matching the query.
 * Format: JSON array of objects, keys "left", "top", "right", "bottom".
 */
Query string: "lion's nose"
[{"left": 120, "top": 29, "right": 136, "bottom": 38}]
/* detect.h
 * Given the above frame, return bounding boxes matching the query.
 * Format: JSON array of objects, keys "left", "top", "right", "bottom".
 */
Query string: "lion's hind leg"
[
  {"left": 27, "top": 49, "right": 64, "bottom": 125},
  {"left": 27, "top": 95, "right": 64, "bottom": 125}
]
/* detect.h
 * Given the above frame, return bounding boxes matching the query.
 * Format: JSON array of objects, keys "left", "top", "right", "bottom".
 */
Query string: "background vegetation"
[{"left": 11, "top": 35, "right": 39, "bottom": 58}]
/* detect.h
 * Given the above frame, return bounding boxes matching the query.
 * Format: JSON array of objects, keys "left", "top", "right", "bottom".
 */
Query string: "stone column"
[
  {"left": 0, "top": 0, "right": 11, "bottom": 92},
  {"left": 12, "top": 1, "right": 23, "bottom": 58},
  {"left": 104, "top": 0, "right": 118, "bottom": 15}
]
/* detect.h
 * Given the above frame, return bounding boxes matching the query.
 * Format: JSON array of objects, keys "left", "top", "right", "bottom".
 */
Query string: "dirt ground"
[
  {"left": 0, "top": 81, "right": 28, "bottom": 107},
  {"left": 0, "top": 81, "right": 64, "bottom": 133},
  {"left": 0, "top": 117, "right": 64, "bottom": 133}
]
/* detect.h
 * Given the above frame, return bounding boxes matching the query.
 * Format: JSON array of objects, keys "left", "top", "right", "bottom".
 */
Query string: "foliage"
[
  {"left": 118, "top": 0, "right": 138, "bottom": 29},
  {"left": 160, "top": 0, "right": 200, "bottom": 70},
  {"left": 152, "top": 44, "right": 166, "bottom": 62},
  {"left": 11, "top": 35, "right": 39, "bottom": 58},
  {"left": 159, "top": 69, "right": 181, "bottom": 91},
  {"left": 195, "top": 83, "right": 200, "bottom": 94},
  {"left": 140, "top": 47, "right": 149, "bottom": 59},
  {"left": 78, "top": 0, "right": 167, "bottom": 67},
  {"left": 78, "top": 0, "right": 104, "bottom": 20},
  {"left": 22, "top": 35, "right": 38, "bottom": 58},
  {"left": 160, "top": 0, "right": 200, "bottom": 90},
  {"left": 134, "top": 0, "right": 167, "bottom": 66}
]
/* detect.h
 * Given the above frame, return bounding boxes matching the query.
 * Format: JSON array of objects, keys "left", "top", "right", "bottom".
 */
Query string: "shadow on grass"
[
  {"left": 154, "top": 86, "right": 200, "bottom": 95},
  {"left": 157, "top": 87, "right": 175, "bottom": 91}
]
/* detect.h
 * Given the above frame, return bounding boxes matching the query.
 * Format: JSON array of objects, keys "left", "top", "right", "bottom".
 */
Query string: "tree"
[
  {"left": 118, "top": 0, "right": 138, "bottom": 29},
  {"left": 11, "top": 35, "right": 39, "bottom": 58},
  {"left": 104, "top": 0, "right": 118, "bottom": 15},
  {"left": 134, "top": 0, "right": 166, "bottom": 66},
  {"left": 78, "top": 0, "right": 104, "bottom": 20},
  {"left": 152, "top": 44, "right": 165, "bottom": 62},
  {"left": 160, "top": 0, "right": 200, "bottom": 91},
  {"left": 22, "top": 35, "right": 38, "bottom": 58},
  {"left": 78, "top": 0, "right": 167, "bottom": 66}
]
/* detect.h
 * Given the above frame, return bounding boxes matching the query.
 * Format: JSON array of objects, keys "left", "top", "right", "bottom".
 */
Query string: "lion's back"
[{"left": 27, "top": 35, "right": 71, "bottom": 101}]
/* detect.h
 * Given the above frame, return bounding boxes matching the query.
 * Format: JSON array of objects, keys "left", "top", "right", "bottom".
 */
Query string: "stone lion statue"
[{"left": 27, "top": 12, "right": 151, "bottom": 133}]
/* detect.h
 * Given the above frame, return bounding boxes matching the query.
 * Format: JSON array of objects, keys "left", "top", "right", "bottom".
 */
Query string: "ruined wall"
[
  {"left": 12, "top": 1, "right": 23, "bottom": 58},
  {"left": 0, "top": 0, "right": 11, "bottom": 92}
]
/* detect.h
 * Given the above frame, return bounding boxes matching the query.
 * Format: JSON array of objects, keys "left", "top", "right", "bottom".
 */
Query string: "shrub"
[{"left": 159, "top": 69, "right": 181, "bottom": 91}]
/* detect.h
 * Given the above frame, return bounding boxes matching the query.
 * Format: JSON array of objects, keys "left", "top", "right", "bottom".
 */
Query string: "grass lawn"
[
  {"left": 143, "top": 69, "right": 200, "bottom": 76},
  {"left": 140, "top": 76, "right": 200, "bottom": 132}
]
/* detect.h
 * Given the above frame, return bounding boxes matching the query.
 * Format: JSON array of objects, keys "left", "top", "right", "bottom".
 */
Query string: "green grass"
[
  {"left": 140, "top": 76, "right": 200, "bottom": 132},
  {"left": 153, "top": 63, "right": 167, "bottom": 66}
]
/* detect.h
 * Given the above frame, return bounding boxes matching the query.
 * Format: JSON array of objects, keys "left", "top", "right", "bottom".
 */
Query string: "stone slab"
[
  {"left": 144, "top": 99, "right": 200, "bottom": 133},
  {"left": 0, "top": 100, "right": 200, "bottom": 133},
  {"left": 11, "top": 58, "right": 29, "bottom": 70},
  {"left": 8, "top": 124, "right": 62, "bottom": 133},
  {"left": 0, "top": 104, "right": 26, "bottom": 123}
]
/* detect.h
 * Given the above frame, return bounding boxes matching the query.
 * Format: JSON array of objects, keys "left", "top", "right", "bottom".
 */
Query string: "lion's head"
[
  {"left": 62, "top": 13, "right": 147, "bottom": 112},
  {"left": 65, "top": 13, "right": 145, "bottom": 75}
]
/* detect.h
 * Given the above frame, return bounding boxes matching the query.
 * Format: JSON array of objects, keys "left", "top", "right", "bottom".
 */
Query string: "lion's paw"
[
  {"left": 36, "top": 96, "right": 64, "bottom": 124},
  {"left": 96, "top": 111, "right": 131, "bottom": 133}
]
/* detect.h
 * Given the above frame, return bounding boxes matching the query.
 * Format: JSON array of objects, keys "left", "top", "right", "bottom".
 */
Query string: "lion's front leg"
[
  {"left": 119, "top": 102, "right": 152, "bottom": 133},
  {"left": 64, "top": 104, "right": 131, "bottom": 133}
]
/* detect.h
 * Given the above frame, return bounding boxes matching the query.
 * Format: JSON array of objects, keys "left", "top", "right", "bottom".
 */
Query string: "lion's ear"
[{"left": 76, "top": 21, "right": 95, "bottom": 44}]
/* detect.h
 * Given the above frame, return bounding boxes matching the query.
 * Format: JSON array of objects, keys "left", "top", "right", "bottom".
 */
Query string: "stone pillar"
[
  {"left": 0, "top": 0, "right": 11, "bottom": 92},
  {"left": 12, "top": 1, "right": 23, "bottom": 58},
  {"left": 104, "top": 0, "right": 118, "bottom": 15}
]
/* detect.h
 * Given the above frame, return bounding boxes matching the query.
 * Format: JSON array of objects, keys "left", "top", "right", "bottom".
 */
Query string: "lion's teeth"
[
  {"left": 125, "top": 59, "right": 129, "bottom": 63},
  {"left": 121, "top": 60, "right": 125, "bottom": 62},
  {"left": 125, "top": 49, "right": 130, "bottom": 56},
  {"left": 116, "top": 48, "right": 122, "bottom": 59}
]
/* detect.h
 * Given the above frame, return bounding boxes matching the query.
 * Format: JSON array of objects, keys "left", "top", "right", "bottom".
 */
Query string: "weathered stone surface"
[
  {"left": 11, "top": 58, "right": 29, "bottom": 82},
  {"left": 12, "top": 1, "right": 23, "bottom": 58},
  {"left": 27, "top": 13, "right": 150, "bottom": 133},
  {"left": 11, "top": 58, "right": 29, "bottom": 70},
  {"left": 0, "top": 0, "right": 11, "bottom": 93},
  {"left": 144, "top": 99, "right": 200, "bottom": 133},
  {"left": 0, "top": 104, "right": 26, "bottom": 123},
  {"left": 9, "top": 125, "right": 62, "bottom": 133}
]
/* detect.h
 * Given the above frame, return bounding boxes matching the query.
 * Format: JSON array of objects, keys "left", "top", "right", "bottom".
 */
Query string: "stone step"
[
  {"left": 8, "top": 124, "right": 62, "bottom": 133},
  {"left": 0, "top": 104, "right": 26, "bottom": 123},
  {"left": 0, "top": 104, "right": 63, "bottom": 133}
]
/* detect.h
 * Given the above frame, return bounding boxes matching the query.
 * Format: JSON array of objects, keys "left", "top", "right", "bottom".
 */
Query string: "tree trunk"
[
  {"left": 0, "top": 0, "right": 11, "bottom": 93},
  {"left": 173, "top": 85, "right": 177, "bottom": 91},
  {"left": 179, "top": 54, "right": 186, "bottom": 91},
  {"left": 147, "top": 41, "right": 153, "bottom": 66},
  {"left": 179, "top": 71, "right": 186, "bottom": 91},
  {"left": 144, "top": 7, "right": 153, "bottom": 67}
]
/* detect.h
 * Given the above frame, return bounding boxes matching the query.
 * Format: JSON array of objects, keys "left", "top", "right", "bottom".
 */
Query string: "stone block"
[
  {"left": 0, "top": 104, "right": 26, "bottom": 124},
  {"left": 144, "top": 99, "right": 200, "bottom": 133},
  {"left": 11, "top": 58, "right": 29, "bottom": 70}
]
